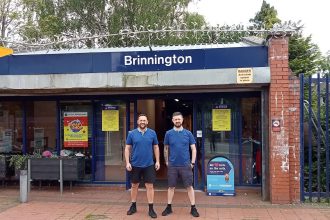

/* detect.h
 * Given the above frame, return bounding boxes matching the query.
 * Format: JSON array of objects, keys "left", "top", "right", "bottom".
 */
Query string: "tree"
[
  {"left": 250, "top": 0, "right": 322, "bottom": 76},
  {"left": 0, "top": 0, "right": 24, "bottom": 46},
  {"left": 319, "top": 51, "right": 330, "bottom": 76},
  {"left": 249, "top": 0, "right": 280, "bottom": 29},
  {"left": 18, "top": 0, "right": 206, "bottom": 47},
  {"left": 289, "top": 34, "right": 322, "bottom": 76}
]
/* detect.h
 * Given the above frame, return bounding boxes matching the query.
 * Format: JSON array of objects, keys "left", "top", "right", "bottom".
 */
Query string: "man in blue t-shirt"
[
  {"left": 161, "top": 112, "right": 200, "bottom": 218},
  {"left": 125, "top": 114, "right": 160, "bottom": 218}
]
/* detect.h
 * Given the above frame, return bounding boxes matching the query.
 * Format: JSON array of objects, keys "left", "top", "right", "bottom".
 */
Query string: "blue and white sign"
[
  {"left": 0, "top": 46, "right": 268, "bottom": 75},
  {"left": 207, "top": 156, "right": 235, "bottom": 196}
]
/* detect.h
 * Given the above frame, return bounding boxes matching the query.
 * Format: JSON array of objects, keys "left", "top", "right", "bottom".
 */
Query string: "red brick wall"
[{"left": 268, "top": 37, "right": 301, "bottom": 204}]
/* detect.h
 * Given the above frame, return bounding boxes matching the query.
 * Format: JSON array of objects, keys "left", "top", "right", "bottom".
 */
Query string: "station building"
[{"left": 0, "top": 36, "right": 300, "bottom": 204}]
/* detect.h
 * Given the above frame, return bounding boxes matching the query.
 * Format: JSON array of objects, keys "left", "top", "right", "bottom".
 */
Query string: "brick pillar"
[{"left": 268, "top": 37, "right": 301, "bottom": 204}]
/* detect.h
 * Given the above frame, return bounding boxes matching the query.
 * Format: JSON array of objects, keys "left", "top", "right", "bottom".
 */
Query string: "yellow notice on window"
[
  {"left": 212, "top": 108, "right": 231, "bottom": 131},
  {"left": 102, "top": 109, "right": 119, "bottom": 131}
]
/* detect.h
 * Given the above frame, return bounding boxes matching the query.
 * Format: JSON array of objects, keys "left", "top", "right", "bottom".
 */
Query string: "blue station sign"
[
  {"left": 207, "top": 156, "right": 235, "bottom": 196},
  {"left": 0, "top": 46, "right": 268, "bottom": 75}
]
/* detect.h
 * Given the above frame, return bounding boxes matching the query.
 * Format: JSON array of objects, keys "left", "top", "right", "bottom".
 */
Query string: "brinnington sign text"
[{"left": 124, "top": 55, "right": 192, "bottom": 67}]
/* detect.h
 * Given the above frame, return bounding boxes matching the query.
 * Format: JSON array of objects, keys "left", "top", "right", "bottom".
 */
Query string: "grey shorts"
[{"left": 167, "top": 165, "right": 193, "bottom": 188}]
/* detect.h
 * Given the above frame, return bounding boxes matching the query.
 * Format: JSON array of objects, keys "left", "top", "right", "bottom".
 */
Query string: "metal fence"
[{"left": 300, "top": 74, "right": 329, "bottom": 202}]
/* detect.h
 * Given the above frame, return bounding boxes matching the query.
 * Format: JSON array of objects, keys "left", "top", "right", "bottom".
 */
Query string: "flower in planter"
[{"left": 42, "top": 150, "right": 53, "bottom": 158}]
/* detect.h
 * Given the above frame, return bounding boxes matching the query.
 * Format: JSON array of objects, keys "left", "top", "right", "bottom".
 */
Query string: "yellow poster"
[
  {"left": 212, "top": 108, "right": 231, "bottom": 131},
  {"left": 102, "top": 109, "right": 119, "bottom": 131}
]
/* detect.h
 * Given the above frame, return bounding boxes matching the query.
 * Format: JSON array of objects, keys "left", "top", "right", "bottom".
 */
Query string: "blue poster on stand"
[{"left": 207, "top": 156, "right": 235, "bottom": 196}]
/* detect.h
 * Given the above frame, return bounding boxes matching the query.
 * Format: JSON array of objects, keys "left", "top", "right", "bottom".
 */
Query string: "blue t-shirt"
[
  {"left": 164, "top": 128, "right": 196, "bottom": 166},
  {"left": 126, "top": 128, "right": 159, "bottom": 168}
]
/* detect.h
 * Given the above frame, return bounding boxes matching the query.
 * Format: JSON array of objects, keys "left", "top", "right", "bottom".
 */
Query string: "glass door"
[
  {"left": 196, "top": 95, "right": 262, "bottom": 187},
  {"left": 95, "top": 101, "right": 127, "bottom": 183},
  {"left": 196, "top": 97, "right": 241, "bottom": 188}
]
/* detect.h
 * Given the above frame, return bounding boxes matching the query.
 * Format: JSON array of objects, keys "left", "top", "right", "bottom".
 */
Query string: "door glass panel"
[
  {"left": 95, "top": 101, "right": 126, "bottom": 182},
  {"left": 60, "top": 101, "right": 92, "bottom": 181},
  {"left": 197, "top": 98, "right": 240, "bottom": 185},
  {"left": 0, "top": 102, "right": 23, "bottom": 154},
  {"left": 241, "top": 98, "right": 261, "bottom": 185},
  {"left": 26, "top": 101, "right": 56, "bottom": 155}
]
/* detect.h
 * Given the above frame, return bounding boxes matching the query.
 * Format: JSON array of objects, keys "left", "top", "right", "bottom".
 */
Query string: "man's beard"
[
  {"left": 174, "top": 122, "right": 182, "bottom": 128},
  {"left": 139, "top": 123, "right": 146, "bottom": 129}
]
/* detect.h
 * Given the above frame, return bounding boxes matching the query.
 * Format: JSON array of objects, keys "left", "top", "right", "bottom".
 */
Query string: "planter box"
[
  {"left": 30, "top": 157, "right": 85, "bottom": 181},
  {"left": 0, "top": 155, "right": 6, "bottom": 179},
  {"left": 62, "top": 157, "right": 85, "bottom": 181},
  {"left": 30, "top": 158, "right": 60, "bottom": 180},
  {"left": 0, "top": 155, "right": 15, "bottom": 179}
]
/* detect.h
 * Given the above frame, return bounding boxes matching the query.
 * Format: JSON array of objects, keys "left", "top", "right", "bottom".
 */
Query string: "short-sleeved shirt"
[
  {"left": 164, "top": 128, "right": 196, "bottom": 167},
  {"left": 126, "top": 128, "right": 159, "bottom": 168}
]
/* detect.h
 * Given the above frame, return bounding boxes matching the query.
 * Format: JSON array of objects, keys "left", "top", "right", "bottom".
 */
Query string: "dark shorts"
[
  {"left": 129, "top": 165, "right": 156, "bottom": 184},
  {"left": 167, "top": 165, "right": 193, "bottom": 188}
]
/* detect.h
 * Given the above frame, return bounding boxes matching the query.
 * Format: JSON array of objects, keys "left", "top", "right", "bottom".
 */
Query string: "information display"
[
  {"left": 207, "top": 156, "right": 235, "bottom": 196},
  {"left": 102, "top": 105, "right": 119, "bottom": 131},
  {"left": 212, "top": 105, "right": 231, "bottom": 131}
]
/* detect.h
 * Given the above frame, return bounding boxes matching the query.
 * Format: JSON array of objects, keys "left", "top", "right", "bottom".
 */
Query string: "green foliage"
[
  {"left": 289, "top": 35, "right": 322, "bottom": 76},
  {"left": 9, "top": 155, "right": 29, "bottom": 170},
  {"left": 9, "top": 153, "right": 42, "bottom": 170},
  {"left": 250, "top": 1, "right": 325, "bottom": 77},
  {"left": 319, "top": 52, "right": 330, "bottom": 76},
  {"left": 249, "top": 0, "right": 280, "bottom": 29},
  {"left": 17, "top": 0, "right": 204, "bottom": 47}
]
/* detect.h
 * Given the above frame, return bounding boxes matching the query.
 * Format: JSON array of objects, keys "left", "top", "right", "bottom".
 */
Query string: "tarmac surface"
[{"left": 0, "top": 186, "right": 329, "bottom": 220}]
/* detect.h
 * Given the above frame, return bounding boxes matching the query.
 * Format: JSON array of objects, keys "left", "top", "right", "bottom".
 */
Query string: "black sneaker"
[
  {"left": 190, "top": 207, "right": 200, "bottom": 217},
  {"left": 161, "top": 206, "right": 173, "bottom": 216},
  {"left": 127, "top": 205, "right": 137, "bottom": 215},
  {"left": 148, "top": 209, "right": 157, "bottom": 218}
]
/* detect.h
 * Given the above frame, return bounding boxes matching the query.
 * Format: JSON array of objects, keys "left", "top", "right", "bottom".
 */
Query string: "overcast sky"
[{"left": 188, "top": 0, "right": 329, "bottom": 54}]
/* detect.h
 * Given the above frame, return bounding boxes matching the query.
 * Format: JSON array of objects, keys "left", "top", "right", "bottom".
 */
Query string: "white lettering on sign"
[{"left": 124, "top": 55, "right": 192, "bottom": 67}]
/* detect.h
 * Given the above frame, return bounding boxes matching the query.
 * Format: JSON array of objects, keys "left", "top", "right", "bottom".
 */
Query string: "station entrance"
[{"left": 133, "top": 93, "right": 262, "bottom": 189}]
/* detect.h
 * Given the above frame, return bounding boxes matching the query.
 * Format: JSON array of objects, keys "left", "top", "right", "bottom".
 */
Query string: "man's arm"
[
  {"left": 153, "top": 144, "right": 160, "bottom": 170},
  {"left": 190, "top": 144, "right": 197, "bottom": 168},
  {"left": 125, "top": 144, "right": 132, "bottom": 171},
  {"left": 164, "top": 145, "right": 169, "bottom": 166}
]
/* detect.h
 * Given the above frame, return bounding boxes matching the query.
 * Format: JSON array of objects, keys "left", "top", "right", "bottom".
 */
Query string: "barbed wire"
[{"left": 0, "top": 22, "right": 302, "bottom": 53}]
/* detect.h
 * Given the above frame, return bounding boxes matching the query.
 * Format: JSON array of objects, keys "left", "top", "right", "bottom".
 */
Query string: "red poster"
[{"left": 63, "top": 112, "right": 88, "bottom": 148}]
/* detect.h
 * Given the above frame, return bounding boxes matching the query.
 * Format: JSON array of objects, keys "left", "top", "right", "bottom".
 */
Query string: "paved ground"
[{"left": 0, "top": 186, "right": 329, "bottom": 219}]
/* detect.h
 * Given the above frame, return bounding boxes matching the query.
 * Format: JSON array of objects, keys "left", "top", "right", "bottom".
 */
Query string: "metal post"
[
  {"left": 59, "top": 159, "right": 63, "bottom": 195},
  {"left": 19, "top": 170, "right": 28, "bottom": 203},
  {"left": 28, "top": 159, "right": 31, "bottom": 193},
  {"left": 299, "top": 74, "right": 305, "bottom": 202}
]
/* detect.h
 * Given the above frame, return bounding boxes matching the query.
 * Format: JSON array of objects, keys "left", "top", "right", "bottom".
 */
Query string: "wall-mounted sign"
[
  {"left": 212, "top": 105, "right": 231, "bottom": 131},
  {"left": 272, "top": 119, "right": 281, "bottom": 132},
  {"left": 237, "top": 68, "right": 253, "bottom": 83},
  {"left": 207, "top": 156, "right": 235, "bottom": 196},
  {"left": 64, "top": 112, "right": 88, "bottom": 148},
  {"left": 0, "top": 46, "right": 268, "bottom": 75},
  {"left": 102, "top": 105, "right": 119, "bottom": 131}
]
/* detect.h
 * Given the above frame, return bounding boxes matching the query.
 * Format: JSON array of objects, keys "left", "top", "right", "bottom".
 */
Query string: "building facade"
[{"left": 0, "top": 36, "right": 300, "bottom": 204}]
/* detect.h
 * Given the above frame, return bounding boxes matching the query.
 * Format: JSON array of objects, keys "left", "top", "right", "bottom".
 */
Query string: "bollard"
[{"left": 20, "top": 170, "right": 28, "bottom": 203}]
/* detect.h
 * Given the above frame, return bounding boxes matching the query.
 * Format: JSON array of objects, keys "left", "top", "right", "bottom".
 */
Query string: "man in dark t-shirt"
[
  {"left": 125, "top": 114, "right": 160, "bottom": 218},
  {"left": 162, "top": 112, "right": 200, "bottom": 218}
]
